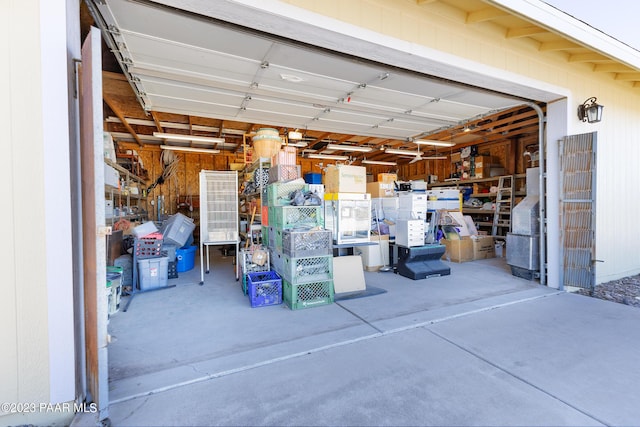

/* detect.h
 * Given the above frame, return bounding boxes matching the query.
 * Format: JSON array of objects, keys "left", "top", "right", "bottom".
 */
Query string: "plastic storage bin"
[
  {"left": 304, "top": 173, "right": 322, "bottom": 184},
  {"left": 161, "top": 213, "right": 196, "bottom": 247},
  {"left": 176, "top": 245, "right": 197, "bottom": 272},
  {"left": 246, "top": 270, "right": 282, "bottom": 308},
  {"left": 106, "top": 266, "right": 123, "bottom": 315},
  {"left": 162, "top": 243, "right": 177, "bottom": 261},
  {"left": 137, "top": 256, "right": 169, "bottom": 290},
  {"left": 132, "top": 221, "right": 158, "bottom": 239}
]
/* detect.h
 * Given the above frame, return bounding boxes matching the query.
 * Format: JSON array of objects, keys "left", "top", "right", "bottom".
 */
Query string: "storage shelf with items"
[
  {"left": 239, "top": 157, "right": 271, "bottom": 244},
  {"left": 104, "top": 158, "right": 148, "bottom": 225},
  {"left": 428, "top": 174, "right": 525, "bottom": 235}
]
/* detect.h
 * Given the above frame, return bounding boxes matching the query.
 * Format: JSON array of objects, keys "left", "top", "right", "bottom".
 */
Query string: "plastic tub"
[
  {"left": 161, "top": 213, "right": 195, "bottom": 247},
  {"left": 137, "top": 256, "right": 169, "bottom": 290},
  {"left": 176, "top": 245, "right": 197, "bottom": 272}
]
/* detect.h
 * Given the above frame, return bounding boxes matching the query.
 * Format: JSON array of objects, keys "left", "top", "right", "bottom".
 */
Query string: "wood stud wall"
[{"left": 120, "top": 135, "right": 536, "bottom": 226}]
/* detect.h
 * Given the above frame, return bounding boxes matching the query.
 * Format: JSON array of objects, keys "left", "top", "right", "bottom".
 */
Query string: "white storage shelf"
[{"left": 199, "top": 170, "right": 240, "bottom": 283}]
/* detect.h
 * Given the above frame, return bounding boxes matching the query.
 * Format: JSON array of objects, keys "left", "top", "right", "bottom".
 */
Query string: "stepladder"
[{"left": 492, "top": 175, "right": 514, "bottom": 238}]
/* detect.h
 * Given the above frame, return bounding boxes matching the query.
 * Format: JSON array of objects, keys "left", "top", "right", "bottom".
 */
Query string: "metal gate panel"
[{"left": 559, "top": 132, "right": 597, "bottom": 291}]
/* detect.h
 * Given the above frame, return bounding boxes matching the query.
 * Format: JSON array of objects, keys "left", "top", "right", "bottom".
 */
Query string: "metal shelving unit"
[
  {"left": 104, "top": 158, "right": 147, "bottom": 225},
  {"left": 199, "top": 170, "right": 240, "bottom": 284},
  {"left": 239, "top": 157, "right": 270, "bottom": 244}
]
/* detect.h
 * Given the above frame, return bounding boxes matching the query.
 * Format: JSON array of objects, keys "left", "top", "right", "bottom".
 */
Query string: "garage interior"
[{"left": 82, "top": 0, "right": 557, "bottom": 400}]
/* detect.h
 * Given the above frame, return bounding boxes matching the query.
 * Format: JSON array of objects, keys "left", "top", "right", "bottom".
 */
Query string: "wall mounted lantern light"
[{"left": 577, "top": 97, "right": 604, "bottom": 123}]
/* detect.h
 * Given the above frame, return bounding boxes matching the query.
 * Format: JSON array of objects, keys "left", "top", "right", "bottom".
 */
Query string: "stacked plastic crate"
[{"left": 264, "top": 173, "right": 334, "bottom": 309}]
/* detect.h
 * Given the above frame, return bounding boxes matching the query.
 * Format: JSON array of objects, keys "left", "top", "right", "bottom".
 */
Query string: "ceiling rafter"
[
  {"left": 150, "top": 111, "right": 164, "bottom": 132},
  {"left": 103, "top": 94, "right": 143, "bottom": 147}
]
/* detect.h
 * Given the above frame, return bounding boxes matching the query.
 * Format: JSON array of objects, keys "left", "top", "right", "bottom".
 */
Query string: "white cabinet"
[{"left": 395, "top": 219, "right": 425, "bottom": 247}]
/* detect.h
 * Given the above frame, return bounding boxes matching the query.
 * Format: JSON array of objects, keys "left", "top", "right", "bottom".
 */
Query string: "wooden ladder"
[{"left": 492, "top": 175, "right": 514, "bottom": 237}]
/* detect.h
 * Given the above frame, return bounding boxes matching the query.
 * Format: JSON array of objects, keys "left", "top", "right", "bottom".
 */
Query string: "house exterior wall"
[
  {"left": 278, "top": 0, "right": 640, "bottom": 283},
  {"left": 0, "top": 1, "right": 76, "bottom": 425}
]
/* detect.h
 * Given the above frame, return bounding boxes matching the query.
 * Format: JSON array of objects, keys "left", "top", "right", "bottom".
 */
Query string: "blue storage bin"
[
  {"left": 176, "top": 245, "right": 197, "bottom": 272},
  {"left": 304, "top": 173, "right": 322, "bottom": 184}
]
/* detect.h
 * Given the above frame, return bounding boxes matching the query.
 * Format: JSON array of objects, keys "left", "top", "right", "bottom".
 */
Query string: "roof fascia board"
[
  {"left": 150, "top": 0, "right": 567, "bottom": 103},
  {"left": 488, "top": 0, "right": 640, "bottom": 70}
]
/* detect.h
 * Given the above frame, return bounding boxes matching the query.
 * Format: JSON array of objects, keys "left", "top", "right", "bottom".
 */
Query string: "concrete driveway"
[{"left": 80, "top": 256, "right": 640, "bottom": 426}]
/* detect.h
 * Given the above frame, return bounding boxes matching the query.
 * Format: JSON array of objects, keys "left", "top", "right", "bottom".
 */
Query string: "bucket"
[{"left": 176, "top": 245, "right": 197, "bottom": 272}]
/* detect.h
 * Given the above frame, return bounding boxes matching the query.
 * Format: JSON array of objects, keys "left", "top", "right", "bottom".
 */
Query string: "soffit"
[{"left": 424, "top": 0, "right": 640, "bottom": 87}]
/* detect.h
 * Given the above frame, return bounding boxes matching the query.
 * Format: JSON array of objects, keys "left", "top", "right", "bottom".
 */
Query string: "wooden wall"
[
  {"left": 120, "top": 136, "right": 538, "bottom": 225},
  {"left": 398, "top": 137, "right": 538, "bottom": 182}
]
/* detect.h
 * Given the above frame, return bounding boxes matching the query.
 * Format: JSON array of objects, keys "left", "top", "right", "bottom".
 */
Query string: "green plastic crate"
[
  {"left": 278, "top": 254, "right": 333, "bottom": 284},
  {"left": 266, "top": 182, "right": 308, "bottom": 206},
  {"left": 282, "top": 278, "right": 334, "bottom": 310},
  {"left": 268, "top": 205, "right": 323, "bottom": 229}
]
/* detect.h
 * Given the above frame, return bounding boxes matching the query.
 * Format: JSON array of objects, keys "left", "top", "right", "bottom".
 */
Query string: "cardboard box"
[
  {"left": 473, "top": 236, "right": 496, "bottom": 260},
  {"left": 442, "top": 237, "right": 474, "bottom": 263},
  {"left": 377, "top": 173, "right": 397, "bottom": 184},
  {"left": 442, "top": 235, "right": 496, "bottom": 262},
  {"left": 451, "top": 152, "right": 462, "bottom": 163},
  {"left": 367, "top": 181, "right": 395, "bottom": 198},
  {"left": 324, "top": 165, "right": 367, "bottom": 193},
  {"left": 473, "top": 156, "right": 497, "bottom": 179}
]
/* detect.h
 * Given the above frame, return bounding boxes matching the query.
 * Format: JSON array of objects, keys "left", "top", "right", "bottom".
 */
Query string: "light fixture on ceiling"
[
  {"left": 414, "top": 140, "right": 456, "bottom": 147},
  {"left": 153, "top": 132, "right": 225, "bottom": 144},
  {"left": 307, "top": 154, "right": 349, "bottom": 161},
  {"left": 160, "top": 145, "right": 220, "bottom": 154},
  {"left": 361, "top": 159, "right": 397, "bottom": 166},
  {"left": 288, "top": 130, "right": 303, "bottom": 140},
  {"left": 280, "top": 73, "right": 305, "bottom": 83},
  {"left": 283, "top": 141, "right": 307, "bottom": 148},
  {"left": 385, "top": 148, "right": 421, "bottom": 156},
  {"left": 326, "top": 144, "right": 373, "bottom": 153},
  {"left": 577, "top": 97, "right": 604, "bottom": 123}
]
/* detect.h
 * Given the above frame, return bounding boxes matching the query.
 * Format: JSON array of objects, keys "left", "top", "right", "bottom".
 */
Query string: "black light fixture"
[{"left": 577, "top": 97, "right": 604, "bottom": 123}]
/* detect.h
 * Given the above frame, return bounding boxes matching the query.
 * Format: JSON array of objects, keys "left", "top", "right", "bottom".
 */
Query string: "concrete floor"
[{"left": 94, "top": 249, "right": 640, "bottom": 426}]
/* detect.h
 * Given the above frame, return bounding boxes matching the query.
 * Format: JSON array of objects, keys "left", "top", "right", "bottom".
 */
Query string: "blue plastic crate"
[
  {"left": 247, "top": 270, "right": 283, "bottom": 308},
  {"left": 304, "top": 173, "right": 322, "bottom": 184}
]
